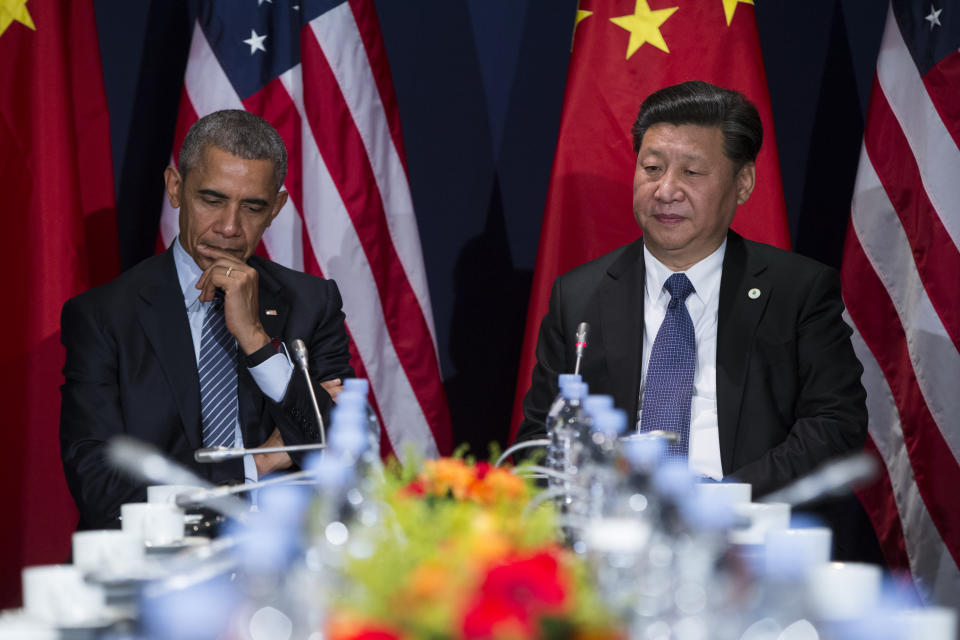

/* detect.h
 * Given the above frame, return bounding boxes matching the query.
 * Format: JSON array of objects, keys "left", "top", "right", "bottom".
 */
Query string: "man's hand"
[
  {"left": 321, "top": 378, "right": 344, "bottom": 403},
  {"left": 252, "top": 427, "right": 292, "bottom": 476},
  {"left": 195, "top": 245, "right": 271, "bottom": 355}
]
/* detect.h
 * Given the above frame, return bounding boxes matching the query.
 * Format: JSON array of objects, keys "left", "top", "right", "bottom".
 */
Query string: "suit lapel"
[
  {"left": 716, "top": 232, "right": 770, "bottom": 473},
  {"left": 599, "top": 241, "right": 646, "bottom": 421},
  {"left": 136, "top": 250, "right": 203, "bottom": 450}
]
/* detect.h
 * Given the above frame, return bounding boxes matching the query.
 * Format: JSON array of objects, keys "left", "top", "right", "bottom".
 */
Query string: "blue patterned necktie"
[
  {"left": 640, "top": 272, "right": 696, "bottom": 461},
  {"left": 199, "top": 291, "right": 238, "bottom": 448}
]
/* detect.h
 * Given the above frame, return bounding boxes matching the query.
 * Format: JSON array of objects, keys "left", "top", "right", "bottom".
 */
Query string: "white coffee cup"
[
  {"left": 0, "top": 611, "right": 57, "bottom": 638},
  {"left": 121, "top": 502, "right": 184, "bottom": 546},
  {"left": 584, "top": 517, "right": 652, "bottom": 553},
  {"left": 764, "top": 526, "right": 832, "bottom": 578},
  {"left": 695, "top": 482, "right": 752, "bottom": 507},
  {"left": 806, "top": 561, "right": 881, "bottom": 621},
  {"left": 889, "top": 607, "right": 957, "bottom": 640},
  {"left": 729, "top": 501, "right": 790, "bottom": 545},
  {"left": 21, "top": 564, "right": 106, "bottom": 626},
  {"left": 72, "top": 529, "right": 144, "bottom": 575},
  {"left": 147, "top": 484, "right": 204, "bottom": 506}
]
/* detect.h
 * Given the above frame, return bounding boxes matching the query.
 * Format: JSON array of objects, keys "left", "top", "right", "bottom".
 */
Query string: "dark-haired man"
[
  {"left": 518, "top": 81, "right": 867, "bottom": 497},
  {"left": 60, "top": 110, "right": 354, "bottom": 529}
]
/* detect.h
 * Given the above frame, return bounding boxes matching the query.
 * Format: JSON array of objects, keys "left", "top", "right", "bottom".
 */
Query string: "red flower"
[
  {"left": 401, "top": 479, "right": 426, "bottom": 497},
  {"left": 474, "top": 461, "right": 492, "bottom": 480},
  {"left": 339, "top": 626, "right": 403, "bottom": 640},
  {"left": 461, "top": 550, "right": 570, "bottom": 639}
]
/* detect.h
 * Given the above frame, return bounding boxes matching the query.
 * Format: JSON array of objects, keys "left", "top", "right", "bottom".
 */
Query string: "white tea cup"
[
  {"left": 806, "top": 561, "right": 881, "bottom": 620},
  {"left": 889, "top": 607, "right": 957, "bottom": 640},
  {"left": 729, "top": 501, "right": 790, "bottom": 545},
  {"left": 147, "top": 484, "right": 204, "bottom": 506},
  {"left": 764, "top": 526, "right": 832, "bottom": 578},
  {"left": 21, "top": 564, "right": 106, "bottom": 626},
  {"left": 121, "top": 502, "right": 184, "bottom": 546},
  {"left": 72, "top": 529, "right": 144, "bottom": 575},
  {"left": 695, "top": 482, "right": 752, "bottom": 507}
]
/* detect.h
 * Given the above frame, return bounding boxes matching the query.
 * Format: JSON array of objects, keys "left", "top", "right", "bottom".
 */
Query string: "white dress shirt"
[
  {"left": 638, "top": 240, "right": 726, "bottom": 479},
  {"left": 173, "top": 237, "right": 294, "bottom": 483}
]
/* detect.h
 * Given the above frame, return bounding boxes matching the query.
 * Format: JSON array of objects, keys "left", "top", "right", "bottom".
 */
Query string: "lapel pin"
[
  {"left": 265, "top": 309, "right": 278, "bottom": 316},
  {"left": 748, "top": 288, "right": 761, "bottom": 300}
]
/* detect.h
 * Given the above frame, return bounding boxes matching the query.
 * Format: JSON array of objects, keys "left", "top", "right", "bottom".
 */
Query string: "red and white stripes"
[
  {"left": 160, "top": 1, "right": 452, "bottom": 459},
  {"left": 842, "top": 4, "right": 960, "bottom": 608}
]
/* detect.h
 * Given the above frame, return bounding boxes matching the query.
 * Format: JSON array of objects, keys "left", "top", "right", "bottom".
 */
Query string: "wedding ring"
[{"left": 225, "top": 267, "right": 233, "bottom": 278}]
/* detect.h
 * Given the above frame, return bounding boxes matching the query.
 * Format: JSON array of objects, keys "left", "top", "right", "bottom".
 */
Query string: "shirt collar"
[
  {"left": 643, "top": 238, "right": 727, "bottom": 306},
  {"left": 172, "top": 236, "right": 204, "bottom": 309}
]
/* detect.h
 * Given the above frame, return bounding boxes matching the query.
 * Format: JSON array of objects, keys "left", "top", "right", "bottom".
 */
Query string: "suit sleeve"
[
  {"left": 516, "top": 277, "right": 568, "bottom": 444},
  {"left": 267, "top": 278, "right": 354, "bottom": 461},
  {"left": 59, "top": 298, "right": 144, "bottom": 529},
  {"left": 728, "top": 267, "right": 868, "bottom": 496}
]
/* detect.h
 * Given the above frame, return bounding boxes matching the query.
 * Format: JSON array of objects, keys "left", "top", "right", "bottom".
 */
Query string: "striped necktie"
[
  {"left": 199, "top": 291, "right": 238, "bottom": 449},
  {"left": 640, "top": 272, "right": 696, "bottom": 461}
]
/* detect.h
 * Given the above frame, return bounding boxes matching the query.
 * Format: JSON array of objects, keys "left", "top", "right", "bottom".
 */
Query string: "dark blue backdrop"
[{"left": 93, "top": 0, "right": 887, "bottom": 454}]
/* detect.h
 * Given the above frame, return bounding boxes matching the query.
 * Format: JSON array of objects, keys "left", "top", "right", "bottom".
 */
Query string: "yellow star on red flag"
[
  {"left": 722, "top": 0, "right": 754, "bottom": 26},
  {"left": 0, "top": 0, "right": 35, "bottom": 39},
  {"left": 572, "top": 6, "right": 593, "bottom": 49},
  {"left": 610, "top": 0, "right": 679, "bottom": 59}
]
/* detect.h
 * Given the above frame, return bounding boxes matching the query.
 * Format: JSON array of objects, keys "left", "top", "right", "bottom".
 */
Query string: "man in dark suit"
[
  {"left": 60, "top": 110, "right": 353, "bottom": 529},
  {"left": 517, "top": 81, "right": 867, "bottom": 497}
]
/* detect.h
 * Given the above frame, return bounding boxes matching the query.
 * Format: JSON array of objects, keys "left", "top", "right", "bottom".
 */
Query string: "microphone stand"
[
  {"left": 291, "top": 338, "right": 326, "bottom": 447},
  {"left": 194, "top": 443, "right": 326, "bottom": 463}
]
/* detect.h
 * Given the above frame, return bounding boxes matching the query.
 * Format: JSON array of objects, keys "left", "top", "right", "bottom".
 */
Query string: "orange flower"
[
  {"left": 422, "top": 458, "right": 475, "bottom": 499},
  {"left": 405, "top": 561, "right": 453, "bottom": 601},
  {"left": 475, "top": 468, "right": 528, "bottom": 504}
]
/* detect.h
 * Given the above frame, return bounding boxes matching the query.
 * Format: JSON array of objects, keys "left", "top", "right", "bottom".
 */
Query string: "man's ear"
[
  {"left": 735, "top": 162, "right": 756, "bottom": 206},
  {"left": 266, "top": 190, "right": 288, "bottom": 227},
  {"left": 163, "top": 166, "right": 183, "bottom": 208}
]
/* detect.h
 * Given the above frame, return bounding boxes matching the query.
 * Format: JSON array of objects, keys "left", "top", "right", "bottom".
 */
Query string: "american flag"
[
  {"left": 842, "top": 1, "right": 959, "bottom": 606},
  {"left": 159, "top": 0, "right": 452, "bottom": 459}
]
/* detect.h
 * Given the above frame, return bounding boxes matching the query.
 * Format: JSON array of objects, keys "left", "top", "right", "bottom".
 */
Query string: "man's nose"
[
  {"left": 214, "top": 204, "right": 242, "bottom": 235},
  {"left": 654, "top": 170, "right": 684, "bottom": 202}
]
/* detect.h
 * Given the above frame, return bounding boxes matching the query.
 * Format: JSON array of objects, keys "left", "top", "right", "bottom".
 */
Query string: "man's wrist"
[
  {"left": 244, "top": 341, "right": 278, "bottom": 367},
  {"left": 238, "top": 327, "right": 272, "bottom": 357}
]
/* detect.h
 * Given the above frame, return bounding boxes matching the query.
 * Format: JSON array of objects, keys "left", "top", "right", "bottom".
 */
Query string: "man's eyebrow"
[
  {"left": 639, "top": 148, "right": 708, "bottom": 162},
  {"left": 196, "top": 189, "right": 269, "bottom": 207}
]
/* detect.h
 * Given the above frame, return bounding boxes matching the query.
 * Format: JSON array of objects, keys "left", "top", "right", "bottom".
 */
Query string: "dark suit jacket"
[
  {"left": 517, "top": 231, "right": 867, "bottom": 496},
  {"left": 60, "top": 247, "right": 354, "bottom": 529}
]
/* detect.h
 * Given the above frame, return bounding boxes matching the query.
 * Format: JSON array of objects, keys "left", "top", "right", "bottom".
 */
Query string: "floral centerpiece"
[{"left": 323, "top": 455, "right": 621, "bottom": 640}]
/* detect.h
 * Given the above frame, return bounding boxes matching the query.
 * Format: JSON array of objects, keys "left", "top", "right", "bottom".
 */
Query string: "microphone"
[
  {"left": 175, "top": 469, "right": 317, "bottom": 507},
  {"left": 106, "top": 436, "right": 250, "bottom": 520},
  {"left": 194, "top": 442, "right": 326, "bottom": 463},
  {"left": 291, "top": 338, "right": 326, "bottom": 447},
  {"left": 760, "top": 453, "right": 878, "bottom": 507},
  {"left": 573, "top": 322, "right": 590, "bottom": 375}
]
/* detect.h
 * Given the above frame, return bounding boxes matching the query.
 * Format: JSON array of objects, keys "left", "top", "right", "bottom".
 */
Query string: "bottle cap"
[
  {"left": 561, "top": 381, "right": 588, "bottom": 400},
  {"left": 557, "top": 374, "right": 582, "bottom": 390},
  {"left": 582, "top": 394, "right": 614, "bottom": 417},
  {"left": 592, "top": 408, "right": 627, "bottom": 435}
]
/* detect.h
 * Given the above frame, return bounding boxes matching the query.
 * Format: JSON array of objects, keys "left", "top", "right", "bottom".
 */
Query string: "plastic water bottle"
[
  {"left": 549, "top": 381, "right": 588, "bottom": 514},
  {"left": 573, "top": 407, "right": 626, "bottom": 524},
  {"left": 342, "top": 378, "right": 380, "bottom": 455},
  {"left": 545, "top": 374, "right": 582, "bottom": 435}
]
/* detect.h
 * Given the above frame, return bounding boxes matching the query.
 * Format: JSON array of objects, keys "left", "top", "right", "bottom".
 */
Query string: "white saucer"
[{"left": 144, "top": 536, "right": 211, "bottom": 554}]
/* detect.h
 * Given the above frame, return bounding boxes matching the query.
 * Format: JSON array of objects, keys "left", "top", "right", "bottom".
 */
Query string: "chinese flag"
[
  {"left": 0, "top": 0, "right": 119, "bottom": 605},
  {"left": 510, "top": 0, "right": 790, "bottom": 439}
]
